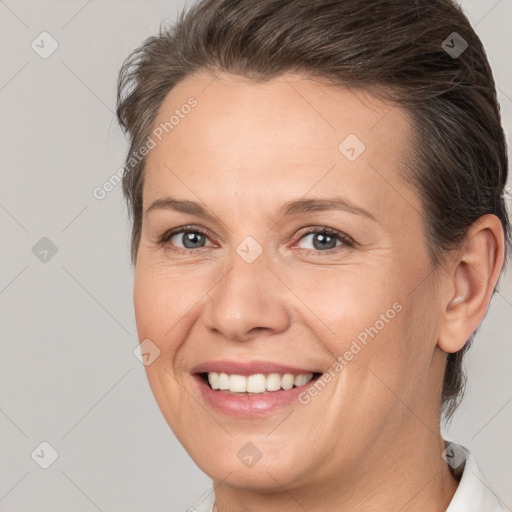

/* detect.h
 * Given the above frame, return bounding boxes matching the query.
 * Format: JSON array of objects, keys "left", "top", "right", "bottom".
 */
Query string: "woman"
[{"left": 116, "top": 0, "right": 510, "bottom": 510}]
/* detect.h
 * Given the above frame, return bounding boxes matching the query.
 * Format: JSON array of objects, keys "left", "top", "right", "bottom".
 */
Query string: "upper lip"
[{"left": 190, "top": 360, "right": 319, "bottom": 376}]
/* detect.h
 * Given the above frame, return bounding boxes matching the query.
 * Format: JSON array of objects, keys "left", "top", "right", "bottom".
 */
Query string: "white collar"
[
  {"left": 444, "top": 440, "right": 506, "bottom": 511},
  {"left": 187, "top": 441, "right": 507, "bottom": 511}
]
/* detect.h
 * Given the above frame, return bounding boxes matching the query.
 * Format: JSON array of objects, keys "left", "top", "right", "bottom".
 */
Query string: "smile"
[
  {"left": 204, "top": 372, "right": 316, "bottom": 394},
  {"left": 190, "top": 362, "right": 323, "bottom": 415}
]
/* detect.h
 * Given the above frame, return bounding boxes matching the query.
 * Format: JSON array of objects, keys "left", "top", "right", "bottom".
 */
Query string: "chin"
[{"left": 193, "top": 436, "right": 309, "bottom": 488}]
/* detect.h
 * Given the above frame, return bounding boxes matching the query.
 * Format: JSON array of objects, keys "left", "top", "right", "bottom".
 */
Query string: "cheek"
[
  {"left": 133, "top": 262, "right": 203, "bottom": 346},
  {"left": 400, "top": 279, "right": 442, "bottom": 368},
  {"left": 305, "top": 255, "right": 434, "bottom": 382},
  {"left": 289, "top": 264, "right": 403, "bottom": 346},
  {"left": 133, "top": 265, "right": 192, "bottom": 426},
  {"left": 357, "top": 280, "right": 441, "bottom": 409},
  {"left": 132, "top": 265, "right": 188, "bottom": 406}
]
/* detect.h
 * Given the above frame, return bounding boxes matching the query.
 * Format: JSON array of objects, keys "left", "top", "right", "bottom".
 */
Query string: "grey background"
[{"left": 0, "top": 0, "right": 511, "bottom": 510}]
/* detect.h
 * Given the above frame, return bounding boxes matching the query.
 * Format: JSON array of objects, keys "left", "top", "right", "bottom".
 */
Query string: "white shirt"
[
  {"left": 444, "top": 440, "right": 506, "bottom": 511},
  {"left": 183, "top": 441, "right": 506, "bottom": 511}
]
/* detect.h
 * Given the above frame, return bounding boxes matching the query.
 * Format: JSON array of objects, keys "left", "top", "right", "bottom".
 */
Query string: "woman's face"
[{"left": 134, "top": 71, "right": 446, "bottom": 491}]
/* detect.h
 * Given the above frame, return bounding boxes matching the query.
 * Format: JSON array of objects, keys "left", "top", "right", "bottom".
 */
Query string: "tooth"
[
  {"left": 294, "top": 373, "right": 313, "bottom": 387},
  {"left": 208, "top": 372, "right": 220, "bottom": 390},
  {"left": 229, "top": 374, "right": 247, "bottom": 392},
  {"left": 218, "top": 372, "right": 230, "bottom": 390},
  {"left": 281, "top": 373, "right": 295, "bottom": 390},
  {"left": 266, "top": 373, "right": 282, "bottom": 391},
  {"left": 247, "top": 374, "right": 266, "bottom": 393},
  {"left": 208, "top": 371, "right": 315, "bottom": 392}
]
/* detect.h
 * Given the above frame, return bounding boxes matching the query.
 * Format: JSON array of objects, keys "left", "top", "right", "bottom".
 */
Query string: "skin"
[{"left": 133, "top": 71, "right": 505, "bottom": 511}]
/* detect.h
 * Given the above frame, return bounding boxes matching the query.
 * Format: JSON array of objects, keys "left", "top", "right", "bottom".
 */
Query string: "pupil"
[
  {"left": 184, "top": 232, "right": 204, "bottom": 249},
  {"left": 313, "top": 233, "right": 335, "bottom": 250}
]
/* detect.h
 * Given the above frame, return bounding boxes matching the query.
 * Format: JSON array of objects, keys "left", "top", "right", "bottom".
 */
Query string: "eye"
[
  {"left": 158, "top": 225, "right": 213, "bottom": 251},
  {"left": 294, "top": 227, "right": 353, "bottom": 253},
  {"left": 158, "top": 225, "right": 353, "bottom": 254}
]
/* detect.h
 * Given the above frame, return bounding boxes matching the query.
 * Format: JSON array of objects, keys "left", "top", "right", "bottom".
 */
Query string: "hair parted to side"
[{"left": 116, "top": 0, "right": 510, "bottom": 420}]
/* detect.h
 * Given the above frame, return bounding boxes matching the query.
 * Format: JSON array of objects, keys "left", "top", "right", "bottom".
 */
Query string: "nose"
[{"left": 201, "top": 250, "right": 291, "bottom": 342}]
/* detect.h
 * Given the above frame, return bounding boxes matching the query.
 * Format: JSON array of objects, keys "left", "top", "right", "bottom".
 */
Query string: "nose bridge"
[{"left": 203, "top": 240, "right": 290, "bottom": 341}]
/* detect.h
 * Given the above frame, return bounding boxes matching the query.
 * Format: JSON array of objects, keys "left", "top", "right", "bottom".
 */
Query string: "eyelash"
[{"left": 157, "top": 224, "right": 354, "bottom": 256}]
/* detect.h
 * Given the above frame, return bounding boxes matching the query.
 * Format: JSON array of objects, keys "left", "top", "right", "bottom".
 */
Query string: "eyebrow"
[{"left": 144, "top": 195, "right": 376, "bottom": 222}]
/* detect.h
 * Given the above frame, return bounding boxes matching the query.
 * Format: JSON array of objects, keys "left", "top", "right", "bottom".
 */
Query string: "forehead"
[
  {"left": 149, "top": 70, "right": 408, "bottom": 157},
  {"left": 143, "top": 71, "right": 420, "bottom": 225}
]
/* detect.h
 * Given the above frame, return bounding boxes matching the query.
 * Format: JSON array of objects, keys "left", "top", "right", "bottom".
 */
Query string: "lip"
[
  {"left": 190, "top": 359, "right": 319, "bottom": 376},
  {"left": 189, "top": 360, "right": 321, "bottom": 416}
]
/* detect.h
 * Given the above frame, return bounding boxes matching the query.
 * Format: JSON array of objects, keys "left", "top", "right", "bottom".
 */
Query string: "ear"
[{"left": 437, "top": 214, "right": 505, "bottom": 354}]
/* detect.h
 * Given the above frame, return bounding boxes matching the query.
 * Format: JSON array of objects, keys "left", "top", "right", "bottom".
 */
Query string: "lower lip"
[{"left": 193, "top": 374, "right": 316, "bottom": 416}]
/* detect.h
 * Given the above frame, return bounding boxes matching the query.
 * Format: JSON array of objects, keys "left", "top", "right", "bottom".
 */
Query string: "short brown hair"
[{"left": 116, "top": 0, "right": 510, "bottom": 420}]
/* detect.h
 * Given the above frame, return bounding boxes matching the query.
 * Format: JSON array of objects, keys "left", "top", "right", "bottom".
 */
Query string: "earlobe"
[{"left": 437, "top": 214, "right": 505, "bottom": 354}]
